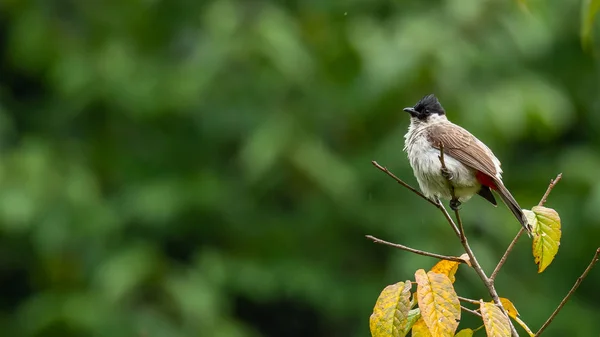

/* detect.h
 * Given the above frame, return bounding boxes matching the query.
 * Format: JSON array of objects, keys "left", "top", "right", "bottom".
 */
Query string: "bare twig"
[
  {"left": 458, "top": 296, "right": 481, "bottom": 305},
  {"left": 490, "top": 173, "right": 563, "bottom": 281},
  {"left": 371, "top": 160, "right": 460, "bottom": 236},
  {"left": 461, "top": 305, "right": 482, "bottom": 317},
  {"left": 437, "top": 199, "right": 462, "bottom": 238},
  {"left": 535, "top": 247, "right": 600, "bottom": 336},
  {"left": 372, "top": 161, "right": 438, "bottom": 207},
  {"left": 365, "top": 235, "right": 468, "bottom": 262},
  {"left": 538, "top": 173, "right": 563, "bottom": 207},
  {"left": 437, "top": 146, "right": 520, "bottom": 337},
  {"left": 490, "top": 228, "right": 525, "bottom": 282}
]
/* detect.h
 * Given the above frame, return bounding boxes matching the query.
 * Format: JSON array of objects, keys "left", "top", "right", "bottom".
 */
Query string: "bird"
[{"left": 402, "top": 94, "right": 531, "bottom": 234}]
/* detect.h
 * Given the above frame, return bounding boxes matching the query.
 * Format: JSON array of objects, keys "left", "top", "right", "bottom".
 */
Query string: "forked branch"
[
  {"left": 369, "top": 157, "right": 595, "bottom": 336},
  {"left": 437, "top": 146, "right": 520, "bottom": 337},
  {"left": 491, "top": 173, "right": 563, "bottom": 281}
]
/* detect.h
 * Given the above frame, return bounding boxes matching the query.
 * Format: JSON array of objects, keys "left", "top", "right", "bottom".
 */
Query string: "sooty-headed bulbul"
[{"left": 403, "top": 94, "right": 531, "bottom": 234}]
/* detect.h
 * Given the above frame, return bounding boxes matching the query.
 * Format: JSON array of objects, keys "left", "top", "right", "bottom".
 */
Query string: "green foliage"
[
  {"left": 0, "top": 0, "right": 598, "bottom": 337},
  {"left": 581, "top": 0, "right": 600, "bottom": 50}
]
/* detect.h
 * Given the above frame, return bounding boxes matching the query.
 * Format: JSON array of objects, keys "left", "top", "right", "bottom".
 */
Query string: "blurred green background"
[{"left": 0, "top": 0, "right": 599, "bottom": 336}]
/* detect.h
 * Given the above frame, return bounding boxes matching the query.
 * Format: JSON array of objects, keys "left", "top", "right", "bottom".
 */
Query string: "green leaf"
[
  {"left": 581, "top": 0, "right": 600, "bottom": 50},
  {"left": 370, "top": 281, "right": 412, "bottom": 337},
  {"left": 404, "top": 309, "right": 422, "bottom": 336},
  {"left": 454, "top": 329, "right": 474, "bottom": 337},
  {"left": 528, "top": 206, "right": 562, "bottom": 273}
]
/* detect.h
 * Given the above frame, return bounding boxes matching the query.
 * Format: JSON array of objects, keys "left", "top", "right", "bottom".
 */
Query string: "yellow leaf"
[
  {"left": 430, "top": 254, "right": 471, "bottom": 284},
  {"left": 459, "top": 253, "right": 471, "bottom": 267},
  {"left": 480, "top": 300, "right": 510, "bottom": 337},
  {"left": 494, "top": 298, "right": 535, "bottom": 336},
  {"left": 498, "top": 298, "right": 519, "bottom": 318},
  {"left": 411, "top": 318, "right": 432, "bottom": 337},
  {"left": 370, "top": 281, "right": 412, "bottom": 337},
  {"left": 515, "top": 316, "right": 536, "bottom": 337},
  {"left": 430, "top": 260, "right": 459, "bottom": 284},
  {"left": 454, "top": 329, "right": 474, "bottom": 337},
  {"left": 415, "top": 269, "right": 461, "bottom": 337},
  {"left": 530, "top": 206, "right": 562, "bottom": 273}
]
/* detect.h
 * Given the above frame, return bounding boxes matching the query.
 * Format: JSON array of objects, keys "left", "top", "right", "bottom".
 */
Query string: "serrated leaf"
[
  {"left": 498, "top": 298, "right": 519, "bottom": 318},
  {"left": 530, "top": 206, "right": 561, "bottom": 273},
  {"left": 430, "top": 260, "right": 460, "bottom": 284},
  {"left": 480, "top": 300, "right": 510, "bottom": 337},
  {"left": 581, "top": 0, "right": 600, "bottom": 50},
  {"left": 454, "top": 329, "right": 474, "bottom": 337},
  {"left": 415, "top": 269, "right": 460, "bottom": 337},
  {"left": 411, "top": 317, "right": 432, "bottom": 337},
  {"left": 370, "top": 281, "right": 412, "bottom": 337}
]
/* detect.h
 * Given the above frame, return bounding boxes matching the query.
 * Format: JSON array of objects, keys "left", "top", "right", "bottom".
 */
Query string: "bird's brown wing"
[
  {"left": 428, "top": 123, "right": 530, "bottom": 233},
  {"left": 426, "top": 123, "right": 499, "bottom": 180}
]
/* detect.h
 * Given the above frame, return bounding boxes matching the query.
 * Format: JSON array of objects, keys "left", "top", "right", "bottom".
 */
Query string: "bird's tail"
[{"left": 495, "top": 182, "right": 532, "bottom": 236}]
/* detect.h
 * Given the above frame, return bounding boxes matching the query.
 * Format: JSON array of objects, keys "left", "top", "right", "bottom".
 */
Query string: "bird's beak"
[{"left": 403, "top": 107, "right": 417, "bottom": 117}]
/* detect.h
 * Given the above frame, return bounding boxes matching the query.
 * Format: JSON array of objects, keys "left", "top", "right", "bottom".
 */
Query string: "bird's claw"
[
  {"left": 450, "top": 199, "right": 461, "bottom": 211},
  {"left": 441, "top": 167, "right": 453, "bottom": 181}
]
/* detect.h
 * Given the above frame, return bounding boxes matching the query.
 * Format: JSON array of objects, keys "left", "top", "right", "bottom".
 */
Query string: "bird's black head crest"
[{"left": 404, "top": 94, "right": 446, "bottom": 120}]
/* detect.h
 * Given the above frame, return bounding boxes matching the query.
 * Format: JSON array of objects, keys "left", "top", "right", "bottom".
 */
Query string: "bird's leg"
[
  {"left": 450, "top": 198, "right": 461, "bottom": 211},
  {"left": 441, "top": 166, "right": 453, "bottom": 181}
]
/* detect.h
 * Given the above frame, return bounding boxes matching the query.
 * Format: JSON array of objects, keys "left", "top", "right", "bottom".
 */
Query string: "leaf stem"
[
  {"left": 535, "top": 247, "right": 600, "bottom": 336},
  {"left": 490, "top": 173, "right": 562, "bottom": 282},
  {"left": 461, "top": 305, "right": 482, "bottom": 318},
  {"left": 365, "top": 235, "right": 468, "bottom": 262},
  {"left": 458, "top": 296, "right": 481, "bottom": 305}
]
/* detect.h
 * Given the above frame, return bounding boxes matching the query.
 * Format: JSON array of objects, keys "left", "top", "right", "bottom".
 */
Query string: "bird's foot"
[
  {"left": 441, "top": 167, "right": 453, "bottom": 181},
  {"left": 450, "top": 198, "right": 461, "bottom": 211}
]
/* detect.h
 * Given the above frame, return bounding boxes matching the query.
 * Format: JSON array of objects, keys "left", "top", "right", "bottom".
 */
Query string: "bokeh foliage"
[{"left": 0, "top": 0, "right": 598, "bottom": 336}]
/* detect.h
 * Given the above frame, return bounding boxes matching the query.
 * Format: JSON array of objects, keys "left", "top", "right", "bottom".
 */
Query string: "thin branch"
[
  {"left": 448, "top": 200, "right": 519, "bottom": 337},
  {"left": 490, "top": 227, "right": 525, "bottom": 282},
  {"left": 538, "top": 173, "right": 563, "bottom": 207},
  {"left": 458, "top": 296, "right": 481, "bottom": 305},
  {"left": 454, "top": 208, "right": 466, "bottom": 243},
  {"left": 372, "top": 161, "right": 438, "bottom": 207},
  {"left": 535, "top": 247, "right": 600, "bottom": 336},
  {"left": 437, "top": 146, "right": 520, "bottom": 337},
  {"left": 461, "top": 305, "right": 482, "bottom": 317},
  {"left": 490, "top": 173, "right": 563, "bottom": 281},
  {"left": 371, "top": 160, "right": 460, "bottom": 236},
  {"left": 365, "top": 235, "right": 469, "bottom": 262},
  {"left": 437, "top": 199, "right": 462, "bottom": 238}
]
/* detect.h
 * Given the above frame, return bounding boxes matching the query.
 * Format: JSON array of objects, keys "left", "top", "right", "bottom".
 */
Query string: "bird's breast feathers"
[{"left": 404, "top": 118, "right": 500, "bottom": 201}]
